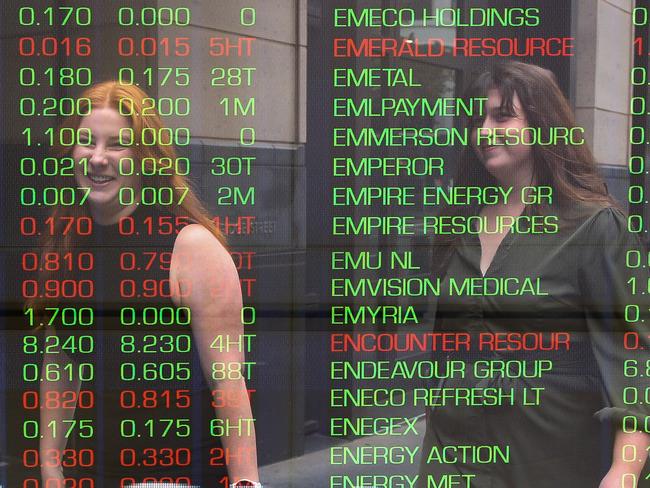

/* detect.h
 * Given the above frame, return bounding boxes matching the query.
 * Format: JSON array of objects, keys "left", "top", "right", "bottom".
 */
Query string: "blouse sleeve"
[{"left": 578, "top": 207, "right": 650, "bottom": 425}]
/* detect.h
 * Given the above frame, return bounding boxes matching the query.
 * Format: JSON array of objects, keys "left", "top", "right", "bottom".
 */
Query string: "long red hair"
[{"left": 27, "top": 81, "right": 224, "bottom": 313}]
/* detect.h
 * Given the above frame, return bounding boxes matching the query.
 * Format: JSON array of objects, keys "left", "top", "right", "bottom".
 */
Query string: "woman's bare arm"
[
  {"left": 171, "top": 224, "right": 259, "bottom": 483},
  {"left": 600, "top": 430, "right": 649, "bottom": 487}
]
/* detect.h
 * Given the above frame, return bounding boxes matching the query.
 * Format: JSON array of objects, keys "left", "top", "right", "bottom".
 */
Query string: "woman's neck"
[{"left": 89, "top": 201, "right": 139, "bottom": 225}]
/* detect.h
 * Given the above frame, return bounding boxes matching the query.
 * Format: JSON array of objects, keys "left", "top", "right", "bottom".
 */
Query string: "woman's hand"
[
  {"left": 598, "top": 470, "right": 617, "bottom": 488},
  {"left": 41, "top": 466, "right": 64, "bottom": 483},
  {"left": 599, "top": 466, "right": 636, "bottom": 488}
]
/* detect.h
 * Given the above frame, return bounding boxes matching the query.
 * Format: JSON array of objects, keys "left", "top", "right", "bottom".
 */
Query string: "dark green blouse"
[{"left": 418, "top": 205, "right": 650, "bottom": 488}]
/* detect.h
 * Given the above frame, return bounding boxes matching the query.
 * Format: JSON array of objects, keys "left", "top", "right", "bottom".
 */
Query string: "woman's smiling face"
[
  {"left": 471, "top": 88, "right": 535, "bottom": 186},
  {"left": 72, "top": 107, "right": 142, "bottom": 223}
]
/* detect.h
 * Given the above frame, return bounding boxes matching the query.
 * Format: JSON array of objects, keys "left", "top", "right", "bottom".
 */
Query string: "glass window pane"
[{"left": 400, "top": 0, "right": 458, "bottom": 47}]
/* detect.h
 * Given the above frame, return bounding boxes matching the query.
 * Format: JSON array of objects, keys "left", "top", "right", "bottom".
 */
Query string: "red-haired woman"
[{"left": 31, "top": 81, "right": 260, "bottom": 487}]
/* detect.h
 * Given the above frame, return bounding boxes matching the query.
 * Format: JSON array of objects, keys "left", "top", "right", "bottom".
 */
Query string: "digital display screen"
[{"left": 0, "top": 1, "right": 649, "bottom": 488}]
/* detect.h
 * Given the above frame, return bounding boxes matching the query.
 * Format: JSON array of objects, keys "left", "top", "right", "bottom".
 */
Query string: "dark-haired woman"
[
  {"left": 28, "top": 81, "right": 260, "bottom": 487},
  {"left": 418, "top": 62, "right": 649, "bottom": 488}
]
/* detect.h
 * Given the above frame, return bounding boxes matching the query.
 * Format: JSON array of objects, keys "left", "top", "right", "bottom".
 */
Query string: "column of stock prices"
[{"left": 1, "top": 2, "right": 650, "bottom": 488}]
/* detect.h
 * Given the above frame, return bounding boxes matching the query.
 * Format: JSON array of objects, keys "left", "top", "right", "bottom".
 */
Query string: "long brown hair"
[
  {"left": 27, "top": 81, "right": 224, "bottom": 313},
  {"left": 432, "top": 61, "right": 618, "bottom": 275}
]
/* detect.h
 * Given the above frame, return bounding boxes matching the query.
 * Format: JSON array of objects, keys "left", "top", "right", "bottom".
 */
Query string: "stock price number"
[{"left": 120, "top": 418, "right": 191, "bottom": 438}]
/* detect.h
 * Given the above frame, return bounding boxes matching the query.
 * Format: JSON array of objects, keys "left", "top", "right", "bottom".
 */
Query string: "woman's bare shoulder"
[{"left": 171, "top": 224, "right": 241, "bottom": 310}]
